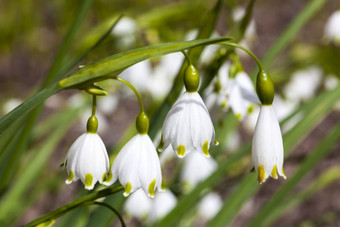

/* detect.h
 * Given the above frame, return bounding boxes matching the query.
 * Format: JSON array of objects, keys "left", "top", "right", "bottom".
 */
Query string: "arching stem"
[{"left": 115, "top": 78, "right": 144, "bottom": 113}]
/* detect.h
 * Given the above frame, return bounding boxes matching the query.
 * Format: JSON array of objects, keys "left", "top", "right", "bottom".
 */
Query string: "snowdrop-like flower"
[
  {"left": 252, "top": 70, "right": 286, "bottom": 183},
  {"left": 284, "top": 66, "right": 322, "bottom": 102},
  {"left": 159, "top": 64, "right": 217, "bottom": 158},
  {"left": 324, "top": 10, "right": 340, "bottom": 45},
  {"left": 226, "top": 71, "right": 260, "bottom": 120},
  {"left": 149, "top": 190, "right": 177, "bottom": 222},
  {"left": 251, "top": 105, "right": 286, "bottom": 183},
  {"left": 181, "top": 152, "right": 217, "bottom": 192},
  {"left": 64, "top": 115, "right": 110, "bottom": 190},
  {"left": 124, "top": 188, "right": 152, "bottom": 219},
  {"left": 111, "top": 17, "right": 137, "bottom": 47},
  {"left": 198, "top": 192, "right": 222, "bottom": 220},
  {"left": 104, "top": 112, "right": 162, "bottom": 198}
]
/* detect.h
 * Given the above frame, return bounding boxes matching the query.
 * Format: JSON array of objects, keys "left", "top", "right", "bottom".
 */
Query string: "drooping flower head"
[
  {"left": 159, "top": 62, "right": 217, "bottom": 158},
  {"left": 104, "top": 112, "right": 163, "bottom": 198},
  {"left": 149, "top": 190, "right": 177, "bottom": 222},
  {"left": 251, "top": 70, "right": 286, "bottom": 183},
  {"left": 324, "top": 10, "right": 340, "bottom": 45},
  {"left": 64, "top": 109, "right": 110, "bottom": 190}
]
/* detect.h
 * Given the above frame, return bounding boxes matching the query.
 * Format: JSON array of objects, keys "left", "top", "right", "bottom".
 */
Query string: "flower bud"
[
  {"left": 184, "top": 64, "right": 200, "bottom": 92},
  {"left": 136, "top": 112, "right": 149, "bottom": 134},
  {"left": 87, "top": 115, "right": 98, "bottom": 133},
  {"left": 256, "top": 70, "right": 274, "bottom": 105}
]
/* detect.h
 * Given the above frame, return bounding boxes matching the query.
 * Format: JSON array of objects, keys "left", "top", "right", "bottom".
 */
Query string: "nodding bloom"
[
  {"left": 198, "top": 192, "right": 223, "bottom": 220},
  {"left": 149, "top": 190, "right": 177, "bottom": 222},
  {"left": 64, "top": 115, "right": 110, "bottom": 190},
  {"left": 226, "top": 71, "right": 260, "bottom": 120},
  {"left": 104, "top": 113, "right": 163, "bottom": 198},
  {"left": 124, "top": 188, "right": 152, "bottom": 219},
  {"left": 181, "top": 152, "right": 217, "bottom": 192},
  {"left": 251, "top": 105, "right": 286, "bottom": 183},
  {"left": 324, "top": 10, "right": 340, "bottom": 45},
  {"left": 159, "top": 64, "right": 217, "bottom": 158},
  {"left": 252, "top": 70, "right": 286, "bottom": 183}
]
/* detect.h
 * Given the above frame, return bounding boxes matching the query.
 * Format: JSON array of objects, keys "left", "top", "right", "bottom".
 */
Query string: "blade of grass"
[
  {"left": 248, "top": 121, "right": 340, "bottom": 226},
  {"left": 261, "top": 166, "right": 340, "bottom": 226}
]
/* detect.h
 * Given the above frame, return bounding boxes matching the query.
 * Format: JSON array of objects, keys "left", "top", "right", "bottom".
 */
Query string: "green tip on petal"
[
  {"left": 282, "top": 167, "right": 287, "bottom": 179},
  {"left": 85, "top": 173, "right": 93, "bottom": 188},
  {"left": 102, "top": 172, "right": 107, "bottom": 182},
  {"left": 104, "top": 171, "right": 113, "bottom": 183},
  {"left": 271, "top": 165, "right": 278, "bottom": 179},
  {"left": 256, "top": 70, "right": 275, "bottom": 105},
  {"left": 177, "top": 145, "right": 186, "bottom": 157},
  {"left": 236, "top": 113, "right": 242, "bottom": 120},
  {"left": 158, "top": 134, "right": 164, "bottom": 151},
  {"left": 148, "top": 179, "right": 156, "bottom": 197},
  {"left": 67, "top": 170, "right": 74, "bottom": 182},
  {"left": 221, "top": 100, "right": 227, "bottom": 108},
  {"left": 124, "top": 182, "right": 132, "bottom": 197},
  {"left": 258, "top": 165, "right": 266, "bottom": 184},
  {"left": 247, "top": 105, "right": 254, "bottom": 114},
  {"left": 202, "top": 140, "right": 210, "bottom": 157},
  {"left": 136, "top": 112, "right": 149, "bottom": 134},
  {"left": 214, "top": 139, "right": 219, "bottom": 146}
]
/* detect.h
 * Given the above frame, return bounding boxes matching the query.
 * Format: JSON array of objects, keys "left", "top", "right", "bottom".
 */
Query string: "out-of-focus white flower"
[
  {"left": 149, "top": 190, "right": 177, "bottom": 222},
  {"left": 185, "top": 29, "right": 198, "bottom": 41},
  {"left": 2, "top": 98, "right": 22, "bottom": 115},
  {"left": 181, "top": 152, "right": 217, "bottom": 191},
  {"left": 324, "top": 10, "right": 340, "bottom": 45},
  {"left": 120, "top": 60, "right": 152, "bottom": 93},
  {"left": 284, "top": 66, "right": 322, "bottom": 102},
  {"left": 67, "top": 93, "right": 86, "bottom": 108},
  {"left": 112, "top": 17, "right": 137, "bottom": 47},
  {"left": 324, "top": 74, "right": 339, "bottom": 90},
  {"left": 198, "top": 192, "right": 222, "bottom": 220},
  {"left": 273, "top": 95, "right": 297, "bottom": 121},
  {"left": 124, "top": 188, "right": 152, "bottom": 219},
  {"left": 98, "top": 94, "right": 119, "bottom": 115},
  {"left": 226, "top": 71, "right": 260, "bottom": 120},
  {"left": 64, "top": 133, "right": 110, "bottom": 190},
  {"left": 251, "top": 105, "right": 286, "bottom": 183},
  {"left": 103, "top": 134, "right": 163, "bottom": 198},
  {"left": 224, "top": 132, "right": 241, "bottom": 152},
  {"left": 159, "top": 92, "right": 216, "bottom": 158},
  {"left": 204, "top": 63, "right": 230, "bottom": 110},
  {"left": 232, "top": 7, "right": 257, "bottom": 45}
]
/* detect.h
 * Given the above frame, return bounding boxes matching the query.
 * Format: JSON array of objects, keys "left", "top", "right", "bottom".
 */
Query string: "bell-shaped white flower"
[
  {"left": 159, "top": 91, "right": 216, "bottom": 158},
  {"left": 149, "top": 190, "right": 177, "bottom": 222},
  {"left": 124, "top": 188, "right": 152, "bottom": 219},
  {"left": 324, "top": 10, "right": 340, "bottom": 45},
  {"left": 104, "top": 113, "right": 162, "bottom": 198},
  {"left": 251, "top": 105, "right": 286, "bottom": 183},
  {"left": 181, "top": 152, "right": 217, "bottom": 192},
  {"left": 226, "top": 71, "right": 260, "bottom": 120},
  {"left": 64, "top": 132, "right": 110, "bottom": 190},
  {"left": 198, "top": 192, "right": 223, "bottom": 220},
  {"left": 103, "top": 134, "right": 162, "bottom": 198}
]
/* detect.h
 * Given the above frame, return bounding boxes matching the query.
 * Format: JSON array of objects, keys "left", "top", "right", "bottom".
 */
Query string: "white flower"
[
  {"left": 124, "top": 188, "right": 152, "bottom": 219},
  {"left": 198, "top": 192, "right": 222, "bottom": 220},
  {"left": 226, "top": 71, "right": 259, "bottom": 120},
  {"left": 120, "top": 60, "right": 152, "bottom": 93},
  {"left": 181, "top": 152, "right": 217, "bottom": 192},
  {"left": 149, "top": 190, "right": 177, "bottom": 222},
  {"left": 64, "top": 133, "right": 110, "bottom": 190},
  {"left": 324, "top": 10, "right": 340, "bottom": 45},
  {"left": 251, "top": 105, "right": 286, "bottom": 183},
  {"left": 111, "top": 17, "right": 137, "bottom": 47},
  {"left": 103, "top": 134, "right": 163, "bottom": 198},
  {"left": 2, "top": 98, "right": 22, "bottom": 115},
  {"left": 204, "top": 63, "right": 230, "bottom": 110},
  {"left": 284, "top": 66, "right": 322, "bottom": 102},
  {"left": 159, "top": 92, "right": 216, "bottom": 158}
]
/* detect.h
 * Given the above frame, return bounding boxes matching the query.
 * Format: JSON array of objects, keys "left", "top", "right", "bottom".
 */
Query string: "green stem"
[
  {"left": 181, "top": 50, "right": 191, "bottom": 65},
  {"left": 222, "top": 41, "right": 264, "bottom": 71},
  {"left": 24, "top": 185, "right": 124, "bottom": 227},
  {"left": 92, "top": 95, "right": 97, "bottom": 116},
  {"left": 85, "top": 201, "right": 126, "bottom": 227},
  {"left": 115, "top": 78, "right": 144, "bottom": 113}
]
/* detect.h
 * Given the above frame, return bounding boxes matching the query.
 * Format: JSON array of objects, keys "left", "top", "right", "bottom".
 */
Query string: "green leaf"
[{"left": 0, "top": 37, "right": 231, "bottom": 136}]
